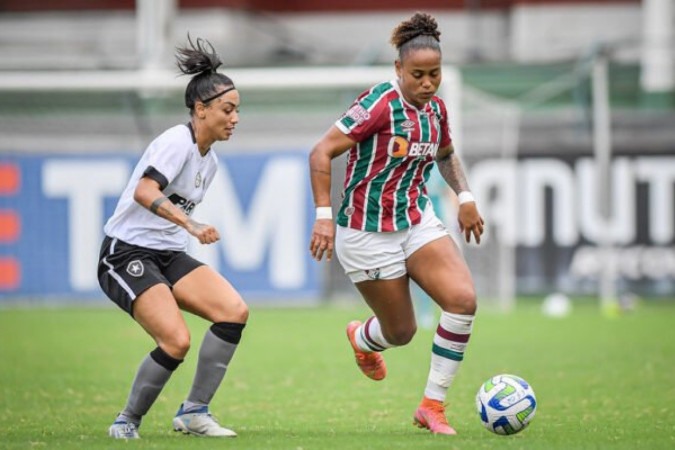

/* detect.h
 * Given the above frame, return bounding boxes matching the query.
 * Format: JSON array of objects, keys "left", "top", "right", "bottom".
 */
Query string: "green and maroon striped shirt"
[{"left": 335, "top": 80, "right": 453, "bottom": 232}]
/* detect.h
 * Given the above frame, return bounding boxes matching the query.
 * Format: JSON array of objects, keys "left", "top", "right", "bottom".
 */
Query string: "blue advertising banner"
[
  {"left": 3, "top": 151, "right": 673, "bottom": 303},
  {"left": 0, "top": 152, "right": 320, "bottom": 303}
]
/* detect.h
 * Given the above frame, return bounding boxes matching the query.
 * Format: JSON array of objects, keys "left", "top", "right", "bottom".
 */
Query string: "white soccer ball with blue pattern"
[{"left": 475, "top": 374, "right": 537, "bottom": 435}]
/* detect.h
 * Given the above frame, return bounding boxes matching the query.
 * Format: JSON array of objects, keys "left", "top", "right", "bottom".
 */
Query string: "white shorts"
[{"left": 335, "top": 206, "right": 451, "bottom": 283}]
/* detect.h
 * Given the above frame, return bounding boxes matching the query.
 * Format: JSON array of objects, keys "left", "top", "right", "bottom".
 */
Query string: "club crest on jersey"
[
  {"left": 195, "top": 171, "right": 202, "bottom": 188},
  {"left": 365, "top": 268, "right": 381, "bottom": 280},
  {"left": 388, "top": 136, "right": 439, "bottom": 158},
  {"left": 344, "top": 104, "right": 370, "bottom": 125},
  {"left": 429, "top": 113, "right": 439, "bottom": 129},
  {"left": 126, "top": 260, "right": 144, "bottom": 277},
  {"left": 344, "top": 206, "right": 355, "bottom": 216}
]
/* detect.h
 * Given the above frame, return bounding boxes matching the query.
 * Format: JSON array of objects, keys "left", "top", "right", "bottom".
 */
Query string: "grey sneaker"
[
  {"left": 173, "top": 403, "right": 237, "bottom": 437},
  {"left": 108, "top": 421, "right": 140, "bottom": 439}
]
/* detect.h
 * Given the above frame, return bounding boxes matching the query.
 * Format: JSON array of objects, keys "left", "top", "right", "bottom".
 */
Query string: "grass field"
[{"left": 1, "top": 299, "right": 674, "bottom": 449}]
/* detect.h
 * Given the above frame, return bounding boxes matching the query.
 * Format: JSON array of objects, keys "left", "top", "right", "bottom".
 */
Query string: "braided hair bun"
[{"left": 390, "top": 12, "right": 441, "bottom": 50}]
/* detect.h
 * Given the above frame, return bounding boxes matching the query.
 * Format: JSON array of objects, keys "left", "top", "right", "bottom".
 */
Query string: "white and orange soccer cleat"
[
  {"left": 413, "top": 397, "right": 457, "bottom": 435},
  {"left": 346, "top": 320, "right": 387, "bottom": 381}
]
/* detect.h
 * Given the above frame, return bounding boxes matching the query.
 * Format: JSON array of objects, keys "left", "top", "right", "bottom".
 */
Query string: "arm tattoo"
[
  {"left": 148, "top": 195, "right": 188, "bottom": 228},
  {"left": 436, "top": 152, "right": 470, "bottom": 194},
  {"left": 186, "top": 218, "right": 206, "bottom": 232},
  {"left": 149, "top": 196, "right": 170, "bottom": 215}
]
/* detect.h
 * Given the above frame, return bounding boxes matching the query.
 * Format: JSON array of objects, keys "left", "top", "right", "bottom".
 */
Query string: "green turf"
[{"left": 1, "top": 300, "right": 674, "bottom": 449}]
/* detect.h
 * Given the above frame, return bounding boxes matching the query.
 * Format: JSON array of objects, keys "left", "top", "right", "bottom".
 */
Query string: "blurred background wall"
[
  {"left": 0, "top": 1, "right": 652, "bottom": 68},
  {"left": 0, "top": 0, "right": 673, "bottom": 308}
]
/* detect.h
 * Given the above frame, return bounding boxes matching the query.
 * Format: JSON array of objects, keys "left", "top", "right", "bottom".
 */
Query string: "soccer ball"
[{"left": 475, "top": 374, "right": 537, "bottom": 435}]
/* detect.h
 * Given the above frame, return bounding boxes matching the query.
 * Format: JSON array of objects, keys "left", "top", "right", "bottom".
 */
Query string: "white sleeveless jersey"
[{"left": 104, "top": 123, "right": 219, "bottom": 251}]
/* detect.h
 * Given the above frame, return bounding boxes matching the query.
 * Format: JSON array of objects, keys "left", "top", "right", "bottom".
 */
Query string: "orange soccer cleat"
[
  {"left": 346, "top": 320, "right": 387, "bottom": 381},
  {"left": 413, "top": 397, "right": 457, "bottom": 435}
]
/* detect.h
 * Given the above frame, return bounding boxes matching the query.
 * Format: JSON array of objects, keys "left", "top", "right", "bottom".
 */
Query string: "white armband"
[
  {"left": 457, "top": 191, "right": 475, "bottom": 205},
  {"left": 316, "top": 206, "right": 333, "bottom": 220}
]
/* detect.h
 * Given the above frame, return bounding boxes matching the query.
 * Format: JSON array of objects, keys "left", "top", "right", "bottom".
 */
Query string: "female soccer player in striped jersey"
[
  {"left": 98, "top": 37, "right": 248, "bottom": 439},
  {"left": 309, "top": 12, "right": 484, "bottom": 435}
]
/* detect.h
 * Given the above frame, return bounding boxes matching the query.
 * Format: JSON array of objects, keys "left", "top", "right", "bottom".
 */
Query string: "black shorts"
[{"left": 97, "top": 235, "right": 204, "bottom": 316}]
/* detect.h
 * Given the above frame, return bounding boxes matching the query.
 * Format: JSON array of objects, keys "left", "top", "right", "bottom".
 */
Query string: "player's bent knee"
[
  {"left": 160, "top": 330, "right": 191, "bottom": 359},
  {"left": 232, "top": 301, "right": 249, "bottom": 323},
  {"left": 438, "top": 282, "right": 477, "bottom": 315},
  {"left": 453, "top": 286, "right": 477, "bottom": 315},
  {"left": 220, "top": 299, "right": 248, "bottom": 323},
  {"left": 384, "top": 324, "right": 417, "bottom": 346}
]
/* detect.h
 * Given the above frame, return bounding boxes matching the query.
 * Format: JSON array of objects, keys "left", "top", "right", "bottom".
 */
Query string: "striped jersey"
[
  {"left": 104, "top": 123, "right": 218, "bottom": 251},
  {"left": 335, "top": 80, "right": 452, "bottom": 232}
]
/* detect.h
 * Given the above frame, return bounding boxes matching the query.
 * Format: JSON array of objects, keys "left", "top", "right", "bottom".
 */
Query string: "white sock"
[
  {"left": 354, "top": 316, "right": 395, "bottom": 352},
  {"left": 424, "top": 312, "right": 474, "bottom": 402}
]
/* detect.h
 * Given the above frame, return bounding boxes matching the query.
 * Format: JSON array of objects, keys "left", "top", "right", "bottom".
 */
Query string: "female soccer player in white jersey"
[
  {"left": 309, "top": 12, "right": 484, "bottom": 435},
  {"left": 98, "top": 36, "right": 247, "bottom": 439}
]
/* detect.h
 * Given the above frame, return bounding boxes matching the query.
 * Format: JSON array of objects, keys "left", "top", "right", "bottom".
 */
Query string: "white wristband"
[
  {"left": 316, "top": 206, "right": 333, "bottom": 220},
  {"left": 457, "top": 191, "right": 475, "bottom": 205}
]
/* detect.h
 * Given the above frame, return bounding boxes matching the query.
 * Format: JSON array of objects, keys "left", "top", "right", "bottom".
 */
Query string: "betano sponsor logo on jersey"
[{"left": 387, "top": 136, "right": 438, "bottom": 158}]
